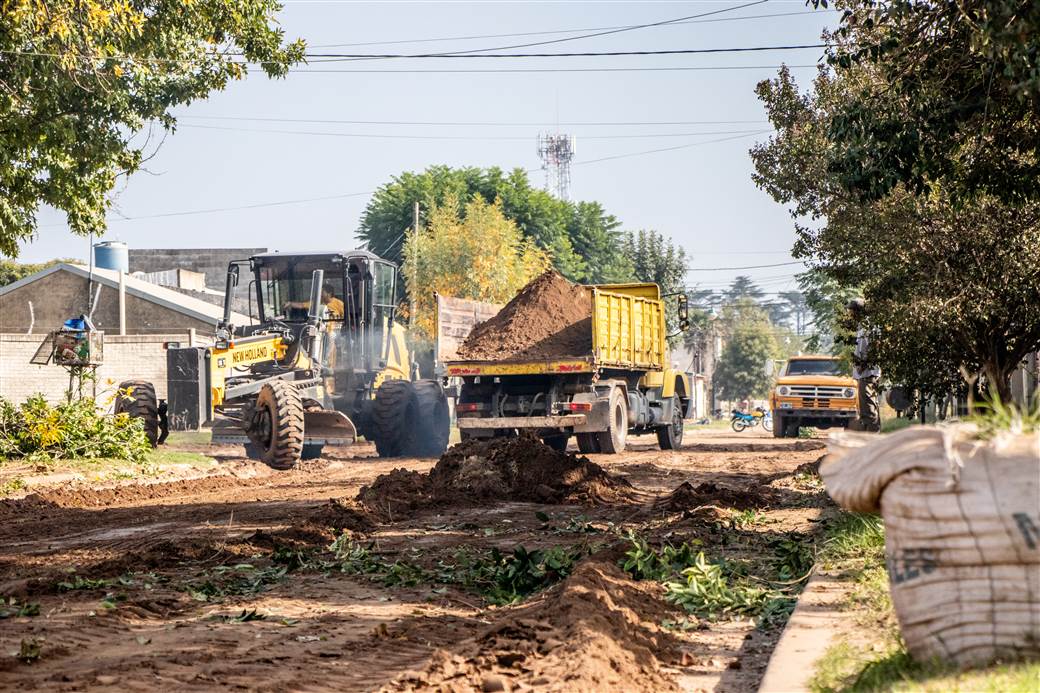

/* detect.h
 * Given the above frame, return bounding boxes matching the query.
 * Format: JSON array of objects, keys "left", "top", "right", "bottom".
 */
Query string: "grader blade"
[{"left": 302, "top": 410, "right": 357, "bottom": 446}]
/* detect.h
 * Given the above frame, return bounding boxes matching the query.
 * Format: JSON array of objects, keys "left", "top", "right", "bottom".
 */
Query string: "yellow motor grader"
[{"left": 116, "top": 250, "right": 449, "bottom": 469}]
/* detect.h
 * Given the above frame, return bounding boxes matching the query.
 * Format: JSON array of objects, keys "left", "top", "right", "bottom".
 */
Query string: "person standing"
[{"left": 848, "top": 298, "right": 881, "bottom": 432}]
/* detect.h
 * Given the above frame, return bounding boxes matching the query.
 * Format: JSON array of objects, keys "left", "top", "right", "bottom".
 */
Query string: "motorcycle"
[{"left": 730, "top": 407, "right": 773, "bottom": 433}]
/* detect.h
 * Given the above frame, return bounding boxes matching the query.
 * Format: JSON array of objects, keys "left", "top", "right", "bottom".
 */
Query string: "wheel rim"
[{"left": 672, "top": 408, "right": 683, "bottom": 442}]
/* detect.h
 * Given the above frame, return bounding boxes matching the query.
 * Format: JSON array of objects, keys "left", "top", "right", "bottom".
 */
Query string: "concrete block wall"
[{"left": 0, "top": 333, "right": 201, "bottom": 404}]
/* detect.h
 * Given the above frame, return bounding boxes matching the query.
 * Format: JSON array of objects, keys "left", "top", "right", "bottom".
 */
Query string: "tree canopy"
[
  {"left": 712, "top": 299, "right": 779, "bottom": 402},
  {"left": 0, "top": 0, "right": 304, "bottom": 257},
  {"left": 358, "top": 166, "right": 642, "bottom": 283},
  {"left": 752, "top": 56, "right": 1040, "bottom": 400},
  {"left": 809, "top": 1, "right": 1040, "bottom": 204},
  {"left": 399, "top": 195, "right": 549, "bottom": 343}
]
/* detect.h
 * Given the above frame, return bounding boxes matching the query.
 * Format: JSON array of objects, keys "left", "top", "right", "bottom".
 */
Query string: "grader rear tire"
[
  {"left": 371, "top": 380, "right": 419, "bottom": 458},
  {"left": 412, "top": 380, "right": 450, "bottom": 458},
  {"left": 115, "top": 380, "right": 160, "bottom": 448},
  {"left": 250, "top": 380, "right": 304, "bottom": 470}
]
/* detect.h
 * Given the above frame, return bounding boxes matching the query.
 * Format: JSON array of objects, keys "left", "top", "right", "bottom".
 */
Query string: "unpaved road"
[{"left": 0, "top": 429, "right": 826, "bottom": 691}]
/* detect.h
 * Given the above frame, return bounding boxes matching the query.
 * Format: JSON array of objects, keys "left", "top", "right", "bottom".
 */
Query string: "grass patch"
[
  {"left": 162, "top": 431, "right": 215, "bottom": 447},
  {"left": 811, "top": 512, "right": 1037, "bottom": 692},
  {"left": 0, "top": 477, "right": 25, "bottom": 497},
  {"left": 145, "top": 449, "right": 217, "bottom": 468},
  {"left": 881, "top": 418, "right": 914, "bottom": 434}
]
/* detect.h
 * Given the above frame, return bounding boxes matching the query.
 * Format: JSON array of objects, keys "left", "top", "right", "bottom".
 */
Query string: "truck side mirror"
[{"left": 677, "top": 294, "right": 690, "bottom": 331}]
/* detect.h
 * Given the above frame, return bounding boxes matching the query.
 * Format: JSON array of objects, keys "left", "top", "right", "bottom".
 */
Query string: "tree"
[
  {"left": 713, "top": 299, "right": 778, "bottom": 402},
  {"left": 0, "top": 1, "right": 304, "bottom": 257},
  {"left": 567, "top": 202, "right": 633, "bottom": 283},
  {"left": 751, "top": 63, "right": 1040, "bottom": 402},
  {"left": 0, "top": 258, "right": 77, "bottom": 287},
  {"left": 358, "top": 166, "right": 584, "bottom": 278},
  {"left": 399, "top": 195, "right": 549, "bottom": 343},
  {"left": 724, "top": 276, "right": 765, "bottom": 303},
  {"left": 809, "top": 2, "right": 1040, "bottom": 204},
  {"left": 777, "top": 290, "right": 810, "bottom": 336}
]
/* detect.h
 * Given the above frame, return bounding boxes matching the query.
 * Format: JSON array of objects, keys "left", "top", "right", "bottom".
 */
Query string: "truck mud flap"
[{"left": 210, "top": 411, "right": 357, "bottom": 446}]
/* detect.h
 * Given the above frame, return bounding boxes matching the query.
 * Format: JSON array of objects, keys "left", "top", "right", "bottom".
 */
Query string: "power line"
[
  {"left": 311, "top": 9, "right": 837, "bottom": 49},
  {"left": 40, "top": 190, "right": 373, "bottom": 227},
  {"left": 685, "top": 260, "right": 805, "bottom": 271},
  {"left": 178, "top": 123, "right": 767, "bottom": 141},
  {"left": 572, "top": 131, "right": 770, "bottom": 166},
  {"left": 288, "top": 63, "right": 819, "bottom": 74},
  {"left": 368, "top": 1, "right": 769, "bottom": 58},
  {"left": 177, "top": 115, "right": 770, "bottom": 126},
  {"left": 303, "top": 44, "right": 827, "bottom": 60}
]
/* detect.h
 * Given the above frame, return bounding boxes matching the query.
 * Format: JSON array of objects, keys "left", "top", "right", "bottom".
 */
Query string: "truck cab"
[{"left": 769, "top": 355, "right": 858, "bottom": 438}]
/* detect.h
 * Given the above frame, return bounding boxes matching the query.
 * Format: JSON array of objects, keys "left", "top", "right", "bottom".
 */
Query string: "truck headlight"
[
  {"left": 778, "top": 386, "right": 790, "bottom": 396},
  {"left": 844, "top": 388, "right": 855, "bottom": 398}
]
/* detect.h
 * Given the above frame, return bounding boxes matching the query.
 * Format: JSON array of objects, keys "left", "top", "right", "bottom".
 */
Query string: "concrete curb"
[{"left": 758, "top": 571, "right": 851, "bottom": 693}]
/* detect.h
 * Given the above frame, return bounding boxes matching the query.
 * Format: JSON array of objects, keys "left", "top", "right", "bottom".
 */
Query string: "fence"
[{"left": 0, "top": 332, "right": 203, "bottom": 404}]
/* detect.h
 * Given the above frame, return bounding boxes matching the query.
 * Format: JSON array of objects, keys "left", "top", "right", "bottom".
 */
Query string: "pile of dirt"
[
  {"left": 455, "top": 270, "right": 593, "bottom": 361},
  {"left": 662, "top": 480, "right": 778, "bottom": 511},
  {"left": 358, "top": 436, "right": 634, "bottom": 517},
  {"left": 386, "top": 558, "right": 682, "bottom": 692}
]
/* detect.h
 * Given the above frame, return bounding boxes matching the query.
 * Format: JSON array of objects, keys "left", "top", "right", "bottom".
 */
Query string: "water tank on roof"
[{"left": 93, "top": 241, "right": 129, "bottom": 273}]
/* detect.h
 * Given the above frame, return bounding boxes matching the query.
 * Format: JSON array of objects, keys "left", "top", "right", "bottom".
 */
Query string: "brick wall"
[{"left": 0, "top": 333, "right": 202, "bottom": 403}]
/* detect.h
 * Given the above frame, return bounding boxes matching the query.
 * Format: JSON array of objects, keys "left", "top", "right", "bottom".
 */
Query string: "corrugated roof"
[{"left": 0, "top": 263, "right": 251, "bottom": 326}]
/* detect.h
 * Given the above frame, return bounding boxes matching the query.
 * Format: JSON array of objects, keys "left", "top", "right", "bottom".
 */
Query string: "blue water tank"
[{"left": 93, "top": 241, "right": 129, "bottom": 273}]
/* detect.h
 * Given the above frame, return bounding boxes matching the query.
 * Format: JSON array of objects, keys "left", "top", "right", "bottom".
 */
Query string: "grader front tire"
[{"left": 250, "top": 380, "right": 304, "bottom": 470}]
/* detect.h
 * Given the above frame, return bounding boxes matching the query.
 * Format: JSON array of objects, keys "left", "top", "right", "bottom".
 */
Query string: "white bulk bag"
[{"left": 821, "top": 425, "right": 1040, "bottom": 667}]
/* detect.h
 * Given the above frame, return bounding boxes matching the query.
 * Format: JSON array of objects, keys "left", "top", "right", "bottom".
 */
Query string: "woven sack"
[{"left": 821, "top": 424, "right": 1040, "bottom": 667}]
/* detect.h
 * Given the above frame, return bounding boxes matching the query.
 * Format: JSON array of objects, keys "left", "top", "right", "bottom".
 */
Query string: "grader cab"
[{"left": 119, "top": 250, "right": 450, "bottom": 469}]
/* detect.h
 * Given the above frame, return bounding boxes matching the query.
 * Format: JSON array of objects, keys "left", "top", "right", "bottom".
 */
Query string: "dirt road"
[{"left": 0, "top": 429, "right": 826, "bottom": 692}]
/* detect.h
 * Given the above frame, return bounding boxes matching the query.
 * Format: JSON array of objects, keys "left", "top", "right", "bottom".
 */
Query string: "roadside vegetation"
[{"left": 810, "top": 511, "right": 1038, "bottom": 693}]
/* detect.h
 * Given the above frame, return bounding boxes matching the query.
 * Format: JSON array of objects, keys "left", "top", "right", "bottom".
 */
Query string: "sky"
[{"left": 23, "top": 0, "right": 838, "bottom": 296}]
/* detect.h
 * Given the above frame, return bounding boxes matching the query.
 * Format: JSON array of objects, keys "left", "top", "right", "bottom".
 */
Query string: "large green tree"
[
  {"left": 809, "top": 1, "right": 1040, "bottom": 204},
  {"left": 752, "top": 61, "right": 1040, "bottom": 401},
  {"left": 713, "top": 299, "right": 779, "bottom": 402},
  {"left": 0, "top": 1, "right": 304, "bottom": 257}
]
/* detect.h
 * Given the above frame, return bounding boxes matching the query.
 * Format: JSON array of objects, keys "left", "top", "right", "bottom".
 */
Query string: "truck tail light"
[
  {"left": 565, "top": 402, "right": 592, "bottom": 412},
  {"left": 457, "top": 402, "right": 484, "bottom": 413}
]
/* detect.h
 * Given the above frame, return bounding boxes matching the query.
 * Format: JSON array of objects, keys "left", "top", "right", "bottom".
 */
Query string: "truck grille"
[{"left": 788, "top": 385, "right": 847, "bottom": 399}]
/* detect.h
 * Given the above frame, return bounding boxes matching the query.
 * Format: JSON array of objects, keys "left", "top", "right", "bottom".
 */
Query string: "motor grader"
[{"left": 116, "top": 250, "right": 450, "bottom": 469}]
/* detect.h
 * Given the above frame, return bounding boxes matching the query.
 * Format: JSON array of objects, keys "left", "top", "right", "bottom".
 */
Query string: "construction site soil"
[
  {"left": 455, "top": 270, "right": 593, "bottom": 362},
  {"left": 0, "top": 431, "right": 827, "bottom": 691}
]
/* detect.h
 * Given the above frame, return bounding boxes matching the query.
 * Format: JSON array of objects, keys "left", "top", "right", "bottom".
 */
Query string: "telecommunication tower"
[{"left": 537, "top": 133, "right": 576, "bottom": 200}]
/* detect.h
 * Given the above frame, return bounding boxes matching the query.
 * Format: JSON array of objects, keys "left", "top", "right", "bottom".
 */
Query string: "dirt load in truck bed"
[{"left": 455, "top": 270, "right": 593, "bottom": 362}]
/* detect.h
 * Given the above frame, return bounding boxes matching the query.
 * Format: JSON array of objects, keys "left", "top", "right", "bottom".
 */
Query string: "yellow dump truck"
[
  {"left": 769, "top": 354, "right": 858, "bottom": 438},
  {"left": 445, "top": 283, "right": 690, "bottom": 453}
]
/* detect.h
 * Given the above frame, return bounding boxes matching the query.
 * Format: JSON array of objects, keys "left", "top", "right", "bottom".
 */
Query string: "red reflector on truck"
[
  {"left": 566, "top": 402, "right": 592, "bottom": 412},
  {"left": 457, "top": 403, "right": 481, "bottom": 412}
]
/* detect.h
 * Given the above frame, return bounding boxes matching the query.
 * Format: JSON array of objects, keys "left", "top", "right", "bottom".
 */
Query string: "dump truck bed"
[{"left": 445, "top": 283, "right": 666, "bottom": 376}]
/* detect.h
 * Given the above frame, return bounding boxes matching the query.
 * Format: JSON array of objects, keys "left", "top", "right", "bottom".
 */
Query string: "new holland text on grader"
[{"left": 115, "top": 250, "right": 450, "bottom": 469}]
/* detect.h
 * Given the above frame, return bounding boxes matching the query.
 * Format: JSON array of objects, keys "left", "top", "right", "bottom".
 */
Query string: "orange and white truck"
[{"left": 769, "top": 355, "right": 858, "bottom": 438}]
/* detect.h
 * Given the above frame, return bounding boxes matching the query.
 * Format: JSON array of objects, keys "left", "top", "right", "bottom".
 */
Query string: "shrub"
[{"left": 0, "top": 394, "right": 150, "bottom": 463}]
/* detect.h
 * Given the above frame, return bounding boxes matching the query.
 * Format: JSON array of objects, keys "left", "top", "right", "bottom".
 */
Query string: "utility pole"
[{"left": 410, "top": 201, "right": 420, "bottom": 327}]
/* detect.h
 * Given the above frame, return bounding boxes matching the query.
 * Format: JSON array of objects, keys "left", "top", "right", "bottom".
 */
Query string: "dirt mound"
[
  {"left": 305, "top": 498, "right": 374, "bottom": 533},
  {"left": 663, "top": 480, "right": 777, "bottom": 511},
  {"left": 455, "top": 270, "right": 592, "bottom": 362},
  {"left": 386, "top": 557, "right": 681, "bottom": 692},
  {"left": 358, "top": 436, "right": 633, "bottom": 517},
  {"left": 793, "top": 454, "right": 827, "bottom": 477}
]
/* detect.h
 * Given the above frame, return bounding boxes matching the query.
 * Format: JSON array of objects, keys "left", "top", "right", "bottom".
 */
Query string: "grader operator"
[{"left": 116, "top": 250, "right": 450, "bottom": 469}]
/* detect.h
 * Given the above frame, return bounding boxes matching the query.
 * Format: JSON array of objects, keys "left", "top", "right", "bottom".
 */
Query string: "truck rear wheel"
[
  {"left": 413, "top": 380, "right": 450, "bottom": 457},
  {"left": 371, "top": 379, "right": 419, "bottom": 458},
  {"left": 597, "top": 389, "right": 628, "bottom": 454},
  {"left": 248, "top": 380, "right": 304, "bottom": 470},
  {"left": 576, "top": 433, "right": 600, "bottom": 454},
  {"left": 542, "top": 433, "right": 570, "bottom": 452},
  {"left": 115, "top": 380, "right": 160, "bottom": 448},
  {"left": 656, "top": 396, "right": 684, "bottom": 450}
]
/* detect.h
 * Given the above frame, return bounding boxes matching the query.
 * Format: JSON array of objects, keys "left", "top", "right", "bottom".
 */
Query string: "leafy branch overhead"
[{"left": 0, "top": 1, "right": 305, "bottom": 257}]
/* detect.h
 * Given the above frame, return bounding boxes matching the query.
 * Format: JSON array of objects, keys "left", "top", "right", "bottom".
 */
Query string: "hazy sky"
[{"left": 24, "top": 0, "right": 837, "bottom": 295}]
